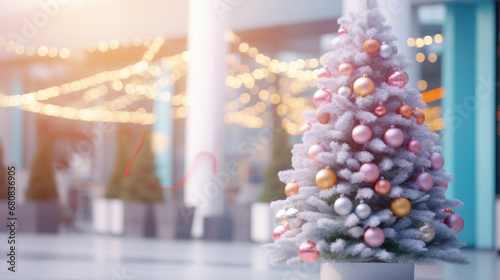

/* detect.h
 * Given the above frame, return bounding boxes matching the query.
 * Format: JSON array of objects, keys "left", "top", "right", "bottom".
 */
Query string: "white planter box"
[
  {"left": 321, "top": 262, "right": 414, "bottom": 280},
  {"left": 92, "top": 198, "right": 124, "bottom": 235},
  {"left": 251, "top": 202, "right": 276, "bottom": 243},
  {"left": 108, "top": 199, "right": 125, "bottom": 235}
]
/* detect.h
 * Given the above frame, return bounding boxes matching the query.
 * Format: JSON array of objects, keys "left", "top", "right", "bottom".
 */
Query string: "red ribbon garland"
[{"left": 125, "top": 133, "right": 217, "bottom": 190}]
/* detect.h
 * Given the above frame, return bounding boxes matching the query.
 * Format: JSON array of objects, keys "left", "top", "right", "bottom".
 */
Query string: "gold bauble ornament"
[
  {"left": 353, "top": 75, "right": 375, "bottom": 97},
  {"left": 390, "top": 197, "right": 411, "bottom": 218},
  {"left": 315, "top": 167, "right": 337, "bottom": 189},
  {"left": 285, "top": 181, "right": 300, "bottom": 197}
]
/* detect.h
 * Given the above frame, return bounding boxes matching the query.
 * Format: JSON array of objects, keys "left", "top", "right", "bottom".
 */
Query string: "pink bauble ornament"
[
  {"left": 317, "top": 67, "right": 331, "bottom": 79},
  {"left": 308, "top": 144, "right": 327, "bottom": 163},
  {"left": 444, "top": 213, "right": 464, "bottom": 233},
  {"left": 360, "top": 163, "right": 380, "bottom": 183},
  {"left": 387, "top": 70, "right": 408, "bottom": 88},
  {"left": 415, "top": 172, "right": 434, "bottom": 192},
  {"left": 407, "top": 139, "right": 421, "bottom": 154},
  {"left": 298, "top": 241, "right": 319, "bottom": 262},
  {"left": 364, "top": 227, "right": 385, "bottom": 248},
  {"left": 352, "top": 124, "right": 372, "bottom": 144},
  {"left": 429, "top": 153, "right": 445, "bottom": 170},
  {"left": 316, "top": 110, "right": 331, "bottom": 124},
  {"left": 375, "top": 178, "right": 391, "bottom": 195},
  {"left": 338, "top": 26, "right": 347, "bottom": 35},
  {"left": 384, "top": 127, "right": 404, "bottom": 148},
  {"left": 374, "top": 104, "right": 386, "bottom": 117},
  {"left": 300, "top": 123, "right": 311, "bottom": 136},
  {"left": 338, "top": 62, "right": 354, "bottom": 76},
  {"left": 437, "top": 181, "right": 448, "bottom": 190},
  {"left": 313, "top": 89, "right": 332, "bottom": 108},
  {"left": 273, "top": 225, "right": 289, "bottom": 241}
]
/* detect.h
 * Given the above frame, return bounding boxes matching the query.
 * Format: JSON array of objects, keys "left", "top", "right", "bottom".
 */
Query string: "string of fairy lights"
[{"left": 0, "top": 31, "right": 444, "bottom": 133}]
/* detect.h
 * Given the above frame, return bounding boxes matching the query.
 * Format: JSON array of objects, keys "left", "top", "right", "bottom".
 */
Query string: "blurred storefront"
[{"left": 0, "top": 0, "right": 497, "bottom": 247}]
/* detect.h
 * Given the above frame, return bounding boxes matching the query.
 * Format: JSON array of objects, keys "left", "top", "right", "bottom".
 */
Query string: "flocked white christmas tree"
[{"left": 265, "top": 0, "right": 468, "bottom": 265}]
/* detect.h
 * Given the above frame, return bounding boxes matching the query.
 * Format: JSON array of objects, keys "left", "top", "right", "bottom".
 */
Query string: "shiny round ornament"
[
  {"left": 300, "top": 123, "right": 311, "bottom": 136},
  {"left": 384, "top": 127, "right": 404, "bottom": 148},
  {"left": 275, "top": 208, "right": 287, "bottom": 225},
  {"left": 334, "top": 196, "right": 353, "bottom": 216},
  {"left": 308, "top": 144, "right": 327, "bottom": 163},
  {"left": 406, "top": 139, "right": 422, "bottom": 154},
  {"left": 285, "top": 181, "right": 300, "bottom": 197},
  {"left": 442, "top": 208, "right": 453, "bottom": 214},
  {"left": 317, "top": 67, "right": 331, "bottom": 79},
  {"left": 313, "top": 89, "right": 332, "bottom": 108},
  {"left": 429, "top": 153, "right": 445, "bottom": 170},
  {"left": 444, "top": 213, "right": 464, "bottom": 233},
  {"left": 364, "top": 227, "right": 385, "bottom": 248},
  {"left": 375, "top": 178, "right": 391, "bottom": 195},
  {"left": 387, "top": 70, "right": 408, "bottom": 88},
  {"left": 413, "top": 109, "right": 425, "bottom": 125},
  {"left": 273, "top": 225, "right": 289, "bottom": 241},
  {"left": 355, "top": 202, "right": 371, "bottom": 220},
  {"left": 285, "top": 208, "right": 305, "bottom": 229},
  {"left": 352, "top": 124, "right": 372, "bottom": 145},
  {"left": 360, "top": 163, "right": 380, "bottom": 183},
  {"left": 338, "top": 62, "right": 354, "bottom": 76},
  {"left": 338, "top": 26, "right": 347, "bottom": 35},
  {"left": 379, "top": 42, "right": 397, "bottom": 58},
  {"left": 315, "top": 167, "right": 337, "bottom": 189},
  {"left": 415, "top": 172, "right": 434, "bottom": 192},
  {"left": 416, "top": 222, "right": 435, "bottom": 243},
  {"left": 437, "top": 181, "right": 448, "bottom": 190},
  {"left": 374, "top": 104, "right": 386, "bottom": 117},
  {"left": 298, "top": 241, "right": 319, "bottom": 262},
  {"left": 397, "top": 104, "right": 412, "bottom": 119},
  {"left": 353, "top": 76, "right": 375, "bottom": 97},
  {"left": 363, "top": 39, "right": 380, "bottom": 55},
  {"left": 316, "top": 110, "right": 331, "bottom": 124},
  {"left": 337, "top": 85, "right": 352, "bottom": 97},
  {"left": 390, "top": 197, "right": 411, "bottom": 218}
]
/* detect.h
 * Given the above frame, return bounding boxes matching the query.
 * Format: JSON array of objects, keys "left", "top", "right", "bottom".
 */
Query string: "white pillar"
[
  {"left": 185, "top": 0, "right": 227, "bottom": 238},
  {"left": 342, "top": 0, "right": 420, "bottom": 88}
]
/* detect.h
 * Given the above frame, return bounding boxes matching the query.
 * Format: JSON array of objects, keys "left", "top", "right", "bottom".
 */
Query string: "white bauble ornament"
[
  {"left": 355, "top": 202, "right": 371, "bottom": 220},
  {"left": 379, "top": 42, "right": 397, "bottom": 58},
  {"left": 337, "top": 86, "right": 352, "bottom": 97},
  {"left": 285, "top": 207, "right": 306, "bottom": 229},
  {"left": 275, "top": 208, "right": 287, "bottom": 225},
  {"left": 334, "top": 196, "right": 353, "bottom": 216}
]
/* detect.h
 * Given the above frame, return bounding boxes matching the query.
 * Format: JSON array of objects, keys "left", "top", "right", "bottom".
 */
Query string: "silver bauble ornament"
[
  {"left": 379, "top": 42, "right": 396, "bottom": 58},
  {"left": 355, "top": 202, "right": 371, "bottom": 220},
  {"left": 275, "top": 208, "right": 287, "bottom": 225},
  {"left": 337, "top": 86, "right": 352, "bottom": 97},
  {"left": 334, "top": 196, "right": 353, "bottom": 216},
  {"left": 416, "top": 222, "right": 435, "bottom": 243},
  {"left": 285, "top": 207, "right": 306, "bottom": 229}
]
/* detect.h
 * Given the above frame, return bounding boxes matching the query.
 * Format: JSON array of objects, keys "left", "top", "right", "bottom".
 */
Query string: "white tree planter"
[
  {"left": 92, "top": 198, "right": 124, "bottom": 234},
  {"left": 251, "top": 202, "right": 276, "bottom": 243},
  {"left": 321, "top": 262, "right": 414, "bottom": 280}
]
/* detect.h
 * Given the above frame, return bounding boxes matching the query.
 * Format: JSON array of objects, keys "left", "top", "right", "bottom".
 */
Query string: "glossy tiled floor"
[{"left": 0, "top": 233, "right": 498, "bottom": 280}]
